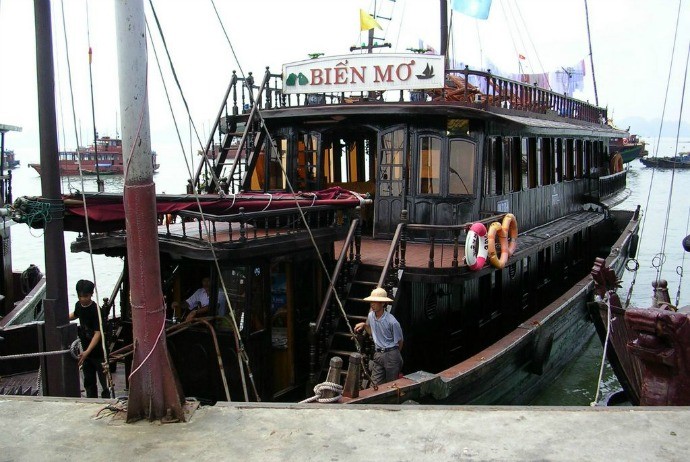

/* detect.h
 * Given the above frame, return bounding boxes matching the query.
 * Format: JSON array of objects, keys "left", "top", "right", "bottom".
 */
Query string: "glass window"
[
  {"left": 418, "top": 136, "right": 441, "bottom": 195},
  {"left": 449, "top": 139, "right": 475, "bottom": 195}
]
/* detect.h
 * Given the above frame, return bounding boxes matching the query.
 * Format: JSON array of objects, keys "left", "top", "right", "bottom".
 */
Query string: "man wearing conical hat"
[{"left": 354, "top": 287, "right": 404, "bottom": 386}]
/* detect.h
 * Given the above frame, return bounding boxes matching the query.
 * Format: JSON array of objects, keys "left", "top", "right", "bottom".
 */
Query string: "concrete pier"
[{"left": 1, "top": 396, "right": 688, "bottom": 461}]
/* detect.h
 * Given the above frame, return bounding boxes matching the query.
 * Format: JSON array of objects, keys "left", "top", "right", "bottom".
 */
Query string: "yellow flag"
[{"left": 359, "top": 9, "right": 382, "bottom": 31}]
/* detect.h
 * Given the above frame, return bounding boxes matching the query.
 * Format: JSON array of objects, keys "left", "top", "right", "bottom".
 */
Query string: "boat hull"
[{"left": 344, "top": 210, "right": 639, "bottom": 405}]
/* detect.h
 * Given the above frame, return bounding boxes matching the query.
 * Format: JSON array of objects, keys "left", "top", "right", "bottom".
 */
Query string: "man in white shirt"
[{"left": 173, "top": 276, "right": 226, "bottom": 321}]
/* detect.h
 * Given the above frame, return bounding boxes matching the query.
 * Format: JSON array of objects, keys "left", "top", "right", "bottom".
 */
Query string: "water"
[
  {"left": 532, "top": 136, "right": 690, "bottom": 405},
  {"left": 7, "top": 138, "right": 690, "bottom": 405}
]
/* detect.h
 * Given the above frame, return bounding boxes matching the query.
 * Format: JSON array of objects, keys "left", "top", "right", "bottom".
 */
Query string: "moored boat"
[
  {"left": 28, "top": 136, "right": 160, "bottom": 176},
  {"left": 639, "top": 152, "right": 690, "bottom": 169},
  {"left": 609, "top": 134, "right": 647, "bottom": 164},
  {"left": 11, "top": 2, "right": 641, "bottom": 406}
]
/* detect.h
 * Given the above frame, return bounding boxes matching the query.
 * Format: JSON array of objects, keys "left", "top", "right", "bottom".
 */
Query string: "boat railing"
[
  {"left": 376, "top": 210, "right": 510, "bottom": 288},
  {"left": 597, "top": 170, "right": 627, "bottom": 200},
  {"left": 249, "top": 66, "right": 606, "bottom": 125},
  {"left": 168, "top": 203, "right": 355, "bottom": 244}
]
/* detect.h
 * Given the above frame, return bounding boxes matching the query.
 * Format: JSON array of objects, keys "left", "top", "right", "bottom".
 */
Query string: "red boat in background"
[{"left": 28, "top": 136, "right": 160, "bottom": 176}]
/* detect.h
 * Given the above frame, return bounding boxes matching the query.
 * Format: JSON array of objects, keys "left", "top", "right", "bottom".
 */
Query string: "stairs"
[{"left": 321, "top": 266, "right": 381, "bottom": 380}]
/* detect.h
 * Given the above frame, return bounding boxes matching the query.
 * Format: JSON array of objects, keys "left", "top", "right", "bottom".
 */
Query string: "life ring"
[
  {"left": 610, "top": 153, "right": 623, "bottom": 173},
  {"left": 464, "top": 222, "right": 488, "bottom": 271},
  {"left": 622, "top": 138, "right": 628, "bottom": 144},
  {"left": 501, "top": 213, "right": 518, "bottom": 256},
  {"left": 487, "top": 221, "right": 509, "bottom": 269}
]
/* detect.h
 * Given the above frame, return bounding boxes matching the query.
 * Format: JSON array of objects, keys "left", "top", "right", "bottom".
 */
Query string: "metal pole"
[
  {"left": 33, "top": 0, "right": 80, "bottom": 397},
  {"left": 115, "top": 0, "right": 185, "bottom": 422},
  {"left": 584, "top": 0, "right": 599, "bottom": 106}
]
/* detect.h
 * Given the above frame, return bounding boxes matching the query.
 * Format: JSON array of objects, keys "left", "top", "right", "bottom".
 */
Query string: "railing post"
[
  {"left": 355, "top": 206, "right": 362, "bottom": 263},
  {"left": 452, "top": 229, "right": 459, "bottom": 268},
  {"left": 308, "top": 322, "right": 317, "bottom": 389},
  {"left": 400, "top": 209, "right": 408, "bottom": 269},
  {"left": 239, "top": 207, "right": 247, "bottom": 242}
]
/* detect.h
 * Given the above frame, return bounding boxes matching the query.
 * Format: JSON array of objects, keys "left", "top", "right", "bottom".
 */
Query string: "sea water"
[{"left": 7, "top": 137, "right": 690, "bottom": 405}]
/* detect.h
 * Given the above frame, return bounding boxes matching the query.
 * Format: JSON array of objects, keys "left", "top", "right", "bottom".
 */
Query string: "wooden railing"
[
  {"left": 257, "top": 66, "right": 607, "bottom": 125},
  {"left": 168, "top": 203, "right": 355, "bottom": 244},
  {"left": 375, "top": 210, "right": 510, "bottom": 289},
  {"left": 597, "top": 170, "right": 627, "bottom": 200}
]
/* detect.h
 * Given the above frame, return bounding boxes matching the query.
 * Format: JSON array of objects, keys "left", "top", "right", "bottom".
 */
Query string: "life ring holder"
[{"left": 465, "top": 222, "right": 488, "bottom": 271}]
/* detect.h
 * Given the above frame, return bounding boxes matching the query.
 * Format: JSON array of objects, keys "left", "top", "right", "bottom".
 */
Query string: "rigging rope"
[
  {"left": 58, "top": 0, "right": 115, "bottom": 398},
  {"left": 657, "top": 37, "right": 690, "bottom": 281},
  {"left": 146, "top": 1, "right": 255, "bottom": 401},
  {"left": 675, "top": 207, "right": 690, "bottom": 306},
  {"left": 591, "top": 296, "right": 612, "bottom": 406},
  {"left": 625, "top": 0, "right": 683, "bottom": 302}
]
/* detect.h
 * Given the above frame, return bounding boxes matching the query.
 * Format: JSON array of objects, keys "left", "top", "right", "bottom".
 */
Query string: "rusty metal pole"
[
  {"left": 115, "top": 0, "right": 185, "bottom": 422},
  {"left": 33, "top": 0, "right": 80, "bottom": 397}
]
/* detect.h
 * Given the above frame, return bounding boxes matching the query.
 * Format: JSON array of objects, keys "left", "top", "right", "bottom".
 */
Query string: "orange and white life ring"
[
  {"left": 502, "top": 213, "right": 518, "bottom": 256},
  {"left": 488, "top": 221, "right": 509, "bottom": 269},
  {"left": 465, "top": 222, "right": 488, "bottom": 271}
]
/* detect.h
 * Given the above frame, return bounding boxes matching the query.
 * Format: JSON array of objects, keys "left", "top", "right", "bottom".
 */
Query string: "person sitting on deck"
[
  {"left": 354, "top": 287, "right": 404, "bottom": 386},
  {"left": 172, "top": 276, "right": 226, "bottom": 321},
  {"left": 69, "top": 279, "right": 109, "bottom": 398}
]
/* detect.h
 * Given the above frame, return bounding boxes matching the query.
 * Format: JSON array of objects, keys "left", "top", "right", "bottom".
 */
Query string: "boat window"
[
  {"left": 418, "top": 135, "right": 442, "bottom": 195},
  {"left": 379, "top": 129, "right": 405, "bottom": 197},
  {"left": 584, "top": 140, "right": 592, "bottom": 178},
  {"left": 555, "top": 139, "right": 563, "bottom": 183},
  {"left": 524, "top": 137, "right": 539, "bottom": 189},
  {"left": 448, "top": 139, "right": 475, "bottom": 195},
  {"left": 575, "top": 140, "right": 584, "bottom": 179},
  {"left": 484, "top": 137, "right": 499, "bottom": 195},
  {"left": 510, "top": 137, "right": 522, "bottom": 192},
  {"left": 565, "top": 139, "right": 574, "bottom": 181},
  {"left": 296, "top": 134, "right": 320, "bottom": 191},
  {"left": 541, "top": 138, "right": 553, "bottom": 186}
]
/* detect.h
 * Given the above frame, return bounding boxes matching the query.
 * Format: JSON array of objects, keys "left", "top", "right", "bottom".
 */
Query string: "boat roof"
[
  {"left": 260, "top": 103, "right": 627, "bottom": 138},
  {"left": 0, "top": 124, "right": 22, "bottom": 133}
]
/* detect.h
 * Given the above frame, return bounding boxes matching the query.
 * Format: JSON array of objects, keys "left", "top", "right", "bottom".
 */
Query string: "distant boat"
[
  {"left": 639, "top": 152, "right": 690, "bottom": 169},
  {"left": 609, "top": 134, "right": 647, "bottom": 164},
  {"left": 28, "top": 136, "right": 160, "bottom": 176},
  {"left": 2, "top": 150, "right": 20, "bottom": 169}
]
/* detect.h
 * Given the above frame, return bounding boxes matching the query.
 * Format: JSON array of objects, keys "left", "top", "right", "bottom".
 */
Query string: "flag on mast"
[
  {"left": 450, "top": 0, "right": 493, "bottom": 20},
  {"left": 360, "top": 9, "right": 382, "bottom": 31}
]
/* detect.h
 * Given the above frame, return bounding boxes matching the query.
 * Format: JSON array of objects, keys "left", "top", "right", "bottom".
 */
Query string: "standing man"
[{"left": 354, "top": 287, "right": 404, "bottom": 386}]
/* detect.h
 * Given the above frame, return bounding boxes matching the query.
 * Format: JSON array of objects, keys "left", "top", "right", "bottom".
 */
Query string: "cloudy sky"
[{"left": 0, "top": 0, "right": 688, "bottom": 160}]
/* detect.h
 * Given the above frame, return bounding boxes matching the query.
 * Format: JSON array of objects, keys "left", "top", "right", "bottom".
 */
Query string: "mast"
[
  {"left": 33, "top": 0, "right": 80, "bottom": 397},
  {"left": 584, "top": 0, "right": 599, "bottom": 106},
  {"left": 115, "top": 0, "right": 185, "bottom": 422},
  {"left": 440, "top": 0, "right": 449, "bottom": 68}
]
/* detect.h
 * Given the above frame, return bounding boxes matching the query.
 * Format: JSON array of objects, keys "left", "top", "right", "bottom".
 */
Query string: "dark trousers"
[
  {"left": 369, "top": 349, "right": 403, "bottom": 386},
  {"left": 82, "top": 356, "right": 109, "bottom": 398}
]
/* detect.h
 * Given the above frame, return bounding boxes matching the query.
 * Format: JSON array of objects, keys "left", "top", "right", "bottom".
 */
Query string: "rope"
[
  {"left": 299, "top": 381, "right": 343, "bottom": 404},
  {"left": 675, "top": 207, "right": 690, "bottom": 306},
  {"left": 591, "top": 295, "right": 612, "bottom": 406},
  {"left": 0, "top": 339, "right": 81, "bottom": 361},
  {"left": 146, "top": 5, "right": 255, "bottom": 401}
]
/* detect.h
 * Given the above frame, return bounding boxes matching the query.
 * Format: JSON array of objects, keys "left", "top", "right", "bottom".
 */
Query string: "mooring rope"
[
  {"left": 299, "top": 381, "right": 344, "bottom": 404},
  {"left": 591, "top": 296, "right": 613, "bottom": 406}
]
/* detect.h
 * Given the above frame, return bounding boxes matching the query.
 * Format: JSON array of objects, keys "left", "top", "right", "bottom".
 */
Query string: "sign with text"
[{"left": 282, "top": 54, "right": 445, "bottom": 94}]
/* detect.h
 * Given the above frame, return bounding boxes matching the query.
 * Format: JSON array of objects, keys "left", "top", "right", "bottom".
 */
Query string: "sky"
[{"left": 0, "top": 0, "right": 689, "bottom": 162}]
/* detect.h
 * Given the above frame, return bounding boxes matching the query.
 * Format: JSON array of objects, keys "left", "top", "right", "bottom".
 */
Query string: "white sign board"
[{"left": 282, "top": 54, "right": 445, "bottom": 94}]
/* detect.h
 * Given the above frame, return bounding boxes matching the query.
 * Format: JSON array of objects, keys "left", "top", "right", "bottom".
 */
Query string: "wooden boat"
[
  {"left": 640, "top": 152, "right": 690, "bottom": 169},
  {"left": 12, "top": 3, "right": 639, "bottom": 405},
  {"left": 28, "top": 136, "right": 160, "bottom": 176},
  {"left": 609, "top": 134, "right": 647, "bottom": 164},
  {"left": 19, "top": 43, "right": 637, "bottom": 404},
  {"left": 2, "top": 150, "right": 20, "bottom": 169},
  {"left": 588, "top": 234, "right": 690, "bottom": 406},
  {"left": 0, "top": 124, "right": 47, "bottom": 396}
]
